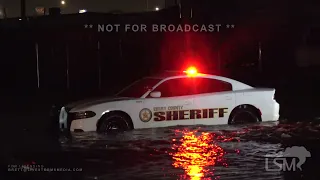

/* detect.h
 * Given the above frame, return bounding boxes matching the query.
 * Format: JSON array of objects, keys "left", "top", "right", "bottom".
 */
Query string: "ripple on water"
[{"left": 61, "top": 122, "right": 317, "bottom": 180}]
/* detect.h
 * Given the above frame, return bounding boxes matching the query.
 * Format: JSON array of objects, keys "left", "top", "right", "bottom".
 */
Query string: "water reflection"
[{"left": 170, "top": 130, "right": 227, "bottom": 180}]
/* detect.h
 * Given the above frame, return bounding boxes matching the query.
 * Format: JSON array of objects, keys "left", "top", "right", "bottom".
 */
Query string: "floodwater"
[
  {"left": 5, "top": 121, "right": 320, "bottom": 180},
  {"left": 59, "top": 122, "right": 320, "bottom": 180}
]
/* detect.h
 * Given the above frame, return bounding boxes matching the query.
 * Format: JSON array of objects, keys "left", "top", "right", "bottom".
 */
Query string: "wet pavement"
[{"left": 4, "top": 121, "right": 320, "bottom": 180}]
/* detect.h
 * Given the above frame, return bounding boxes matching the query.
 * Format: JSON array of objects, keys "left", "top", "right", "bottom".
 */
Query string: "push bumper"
[{"left": 59, "top": 107, "right": 72, "bottom": 133}]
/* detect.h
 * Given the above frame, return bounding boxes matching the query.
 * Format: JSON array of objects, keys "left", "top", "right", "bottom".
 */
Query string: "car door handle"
[
  {"left": 184, "top": 101, "right": 192, "bottom": 105},
  {"left": 225, "top": 96, "right": 232, "bottom": 100}
]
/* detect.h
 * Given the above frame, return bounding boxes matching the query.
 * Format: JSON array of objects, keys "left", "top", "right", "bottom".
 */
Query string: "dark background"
[
  {"left": 1, "top": 1, "right": 320, "bottom": 180},
  {"left": 0, "top": 0, "right": 320, "bottom": 126}
]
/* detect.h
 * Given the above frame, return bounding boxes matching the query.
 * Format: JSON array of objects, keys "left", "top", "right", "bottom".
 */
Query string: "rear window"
[{"left": 191, "top": 78, "right": 233, "bottom": 94}]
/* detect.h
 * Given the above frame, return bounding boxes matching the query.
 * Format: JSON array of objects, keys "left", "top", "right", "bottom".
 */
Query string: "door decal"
[
  {"left": 153, "top": 107, "right": 228, "bottom": 121},
  {"left": 139, "top": 108, "right": 152, "bottom": 122}
]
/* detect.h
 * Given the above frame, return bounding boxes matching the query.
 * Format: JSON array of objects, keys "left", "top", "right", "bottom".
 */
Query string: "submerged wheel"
[
  {"left": 229, "top": 106, "right": 260, "bottom": 125},
  {"left": 97, "top": 113, "right": 131, "bottom": 133}
]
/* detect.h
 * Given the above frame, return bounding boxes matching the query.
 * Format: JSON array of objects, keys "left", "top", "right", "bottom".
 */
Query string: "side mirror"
[{"left": 150, "top": 91, "right": 161, "bottom": 98}]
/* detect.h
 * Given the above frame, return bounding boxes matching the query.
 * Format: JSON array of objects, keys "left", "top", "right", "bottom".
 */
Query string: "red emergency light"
[{"left": 183, "top": 66, "right": 198, "bottom": 77}]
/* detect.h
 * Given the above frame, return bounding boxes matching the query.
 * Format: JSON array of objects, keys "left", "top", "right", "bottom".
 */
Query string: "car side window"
[
  {"left": 151, "top": 78, "right": 195, "bottom": 97},
  {"left": 192, "top": 78, "right": 233, "bottom": 94}
]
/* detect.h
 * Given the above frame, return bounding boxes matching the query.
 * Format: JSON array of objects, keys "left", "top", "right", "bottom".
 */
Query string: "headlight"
[{"left": 70, "top": 111, "right": 96, "bottom": 120}]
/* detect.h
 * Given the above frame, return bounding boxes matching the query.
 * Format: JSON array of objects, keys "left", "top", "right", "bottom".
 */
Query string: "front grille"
[
  {"left": 66, "top": 114, "right": 73, "bottom": 130},
  {"left": 65, "top": 107, "right": 71, "bottom": 112},
  {"left": 67, "top": 112, "right": 76, "bottom": 121}
]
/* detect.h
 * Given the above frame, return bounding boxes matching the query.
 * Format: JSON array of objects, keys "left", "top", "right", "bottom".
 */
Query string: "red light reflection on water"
[{"left": 169, "top": 130, "right": 227, "bottom": 180}]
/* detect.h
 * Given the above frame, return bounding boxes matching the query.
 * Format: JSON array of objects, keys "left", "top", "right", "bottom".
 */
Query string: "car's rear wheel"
[
  {"left": 229, "top": 106, "right": 260, "bottom": 125},
  {"left": 97, "top": 113, "right": 131, "bottom": 133}
]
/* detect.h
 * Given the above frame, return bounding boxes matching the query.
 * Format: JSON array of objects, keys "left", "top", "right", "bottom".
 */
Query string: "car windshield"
[{"left": 116, "top": 78, "right": 162, "bottom": 98}]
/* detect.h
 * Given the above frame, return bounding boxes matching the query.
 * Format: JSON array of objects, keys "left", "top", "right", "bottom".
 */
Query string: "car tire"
[
  {"left": 97, "top": 113, "right": 131, "bottom": 133},
  {"left": 229, "top": 106, "right": 260, "bottom": 125}
]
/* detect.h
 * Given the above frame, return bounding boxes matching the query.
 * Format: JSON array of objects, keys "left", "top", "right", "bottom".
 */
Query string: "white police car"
[{"left": 59, "top": 67, "right": 280, "bottom": 133}]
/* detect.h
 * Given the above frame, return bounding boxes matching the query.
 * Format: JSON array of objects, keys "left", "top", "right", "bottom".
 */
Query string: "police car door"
[
  {"left": 192, "top": 77, "right": 235, "bottom": 125},
  {"left": 141, "top": 77, "right": 196, "bottom": 128}
]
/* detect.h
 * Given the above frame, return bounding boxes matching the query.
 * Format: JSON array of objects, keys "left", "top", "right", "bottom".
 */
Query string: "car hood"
[{"left": 65, "top": 96, "right": 135, "bottom": 111}]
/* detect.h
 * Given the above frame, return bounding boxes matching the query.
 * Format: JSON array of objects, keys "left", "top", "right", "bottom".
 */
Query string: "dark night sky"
[
  {"left": 1, "top": 1, "right": 319, "bottom": 18},
  {"left": 0, "top": 0, "right": 169, "bottom": 17}
]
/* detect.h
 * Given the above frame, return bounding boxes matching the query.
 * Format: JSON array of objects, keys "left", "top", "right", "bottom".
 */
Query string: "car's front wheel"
[
  {"left": 229, "top": 106, "right": 260, "bottom": 124},
  {"left": 97, "top": 113, "right": 131, "bottom": 133}
]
